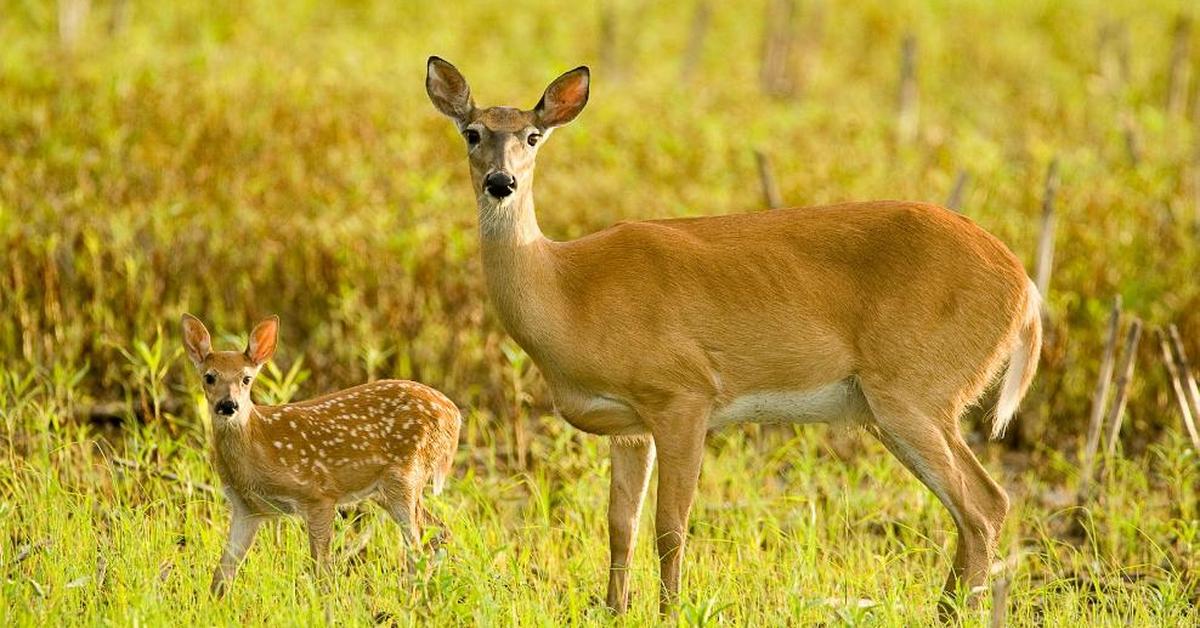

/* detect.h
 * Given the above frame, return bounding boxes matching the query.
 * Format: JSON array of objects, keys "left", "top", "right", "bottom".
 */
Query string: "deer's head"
[
  {"left": 425, "top": 57, "right": 589, "bottom": 222},
  {"left": 181, "top": 314, "right": 278, "bottom": 424}
]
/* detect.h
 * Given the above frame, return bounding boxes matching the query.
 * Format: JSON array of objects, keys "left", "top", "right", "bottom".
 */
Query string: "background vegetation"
[{"left": 1, "top": 0, "right": 1198, "bottom": 624}]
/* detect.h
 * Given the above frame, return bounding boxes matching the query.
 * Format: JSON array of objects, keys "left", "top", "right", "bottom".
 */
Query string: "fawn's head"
[
  {"left": 181, "top": 314, "right": 278, "bottom": 423},
  {"left": 425, "top": 56, "right": 589, "bottom": 208}
]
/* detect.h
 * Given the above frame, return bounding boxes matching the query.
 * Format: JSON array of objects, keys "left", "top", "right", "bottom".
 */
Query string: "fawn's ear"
[
  {"left": 535, "top": 66, "right": 589, "bottom": 129},
  {"left": 181, "top": 313, "right": 212, "bottom": 368},
  {"left": 245, "top": 316, "right": 279, "bottom": 366},
  {"left": 426, "top": 56, "right": 475, "bottom": 125}
]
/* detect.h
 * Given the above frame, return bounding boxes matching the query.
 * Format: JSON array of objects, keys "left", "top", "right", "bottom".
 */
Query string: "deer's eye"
[
  {"left": 204, "top": 373, "right": 216, "bottom": 385},
  {"left": 242, "top": 376, "right": 252, "bottom": 385},
  {"left": 463, "top": 129, "right": 480, "bottom": 145},
  {"left": 527, "top": 133, "right": 541, "bottom": 147}
]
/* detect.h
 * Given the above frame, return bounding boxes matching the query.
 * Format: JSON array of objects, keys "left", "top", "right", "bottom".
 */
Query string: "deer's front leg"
[
  {"left": 302, "top": 501, "right": 336, "bottom": 578},
  {"left": 210, "top": 499, "right": 262, "bottom": 597},
  {"left": 605, "top": 437, "right": 656, "bottom": 613},
  {"left": 649, "top": 401, "right": 710, "bottom": 615}
]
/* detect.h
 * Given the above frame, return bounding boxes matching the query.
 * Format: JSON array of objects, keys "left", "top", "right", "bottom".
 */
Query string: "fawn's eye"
[
  {"left": 527, "top": 133, "right": 541, "bottom": 147},
  {"left": 463, "top": 129, "right": 480, "bottom": 145},
  {"left": 242, "top": 376, "right": 252, "bottom": 385},
  {"left": 204, "top": 373, "right": 216, "bottom": 385}
]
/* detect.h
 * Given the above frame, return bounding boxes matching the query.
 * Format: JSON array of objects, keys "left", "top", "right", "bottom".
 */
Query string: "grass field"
[{"left": 2, "top": 0, "right": 1199, "bottom": 624}]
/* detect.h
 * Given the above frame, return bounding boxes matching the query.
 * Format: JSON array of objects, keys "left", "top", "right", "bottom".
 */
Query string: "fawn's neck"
[{"left": 211, "top": 405, "right": 266, "bottom": 471}]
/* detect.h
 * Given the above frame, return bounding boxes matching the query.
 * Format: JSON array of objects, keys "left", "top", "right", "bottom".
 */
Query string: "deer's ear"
[
  {"left": 181, "top": 314, "right": 212, "bottom": 368},
  {"left": 246, "top": 316, "right": 279, "bottom": 366},
  {"left": 426, "top": 56, "right": 474, "bottom": 124},
  {"left": 535, "top": 66, "right": 589, "bottom": 128}
]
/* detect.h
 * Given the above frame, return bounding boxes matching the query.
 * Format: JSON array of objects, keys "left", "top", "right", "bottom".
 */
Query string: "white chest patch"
[{"left": 708, "top": 380, "right": 869, "bottom": 429}]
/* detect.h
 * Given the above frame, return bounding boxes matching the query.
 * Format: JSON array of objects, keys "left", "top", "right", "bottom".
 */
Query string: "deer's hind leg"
[
  {"left": 862, "top": 391, "right": 1008, "bottom": 615},
  {"left": 375, "top": 465, "right": 426, "bottom": 565},
  {"left": 417, "top": 501, "right": 449, "bottom": 551}
]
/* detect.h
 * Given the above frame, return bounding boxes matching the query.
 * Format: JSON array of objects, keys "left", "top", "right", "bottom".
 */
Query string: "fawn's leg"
[
  {"left": 605, "top": 436, "right": 656, "bottom": 614},
  {"left": 377, "top": 470, "right": 424, "bottom": 568},
  {"left": 302, "top": 500, "right": 337, "bottom": 579},
  {"left": 210, "top": 497, "right": 262, "bottom": 597},
  {"left": 417, "top": 501, "right": 449, "bottom": 551}
]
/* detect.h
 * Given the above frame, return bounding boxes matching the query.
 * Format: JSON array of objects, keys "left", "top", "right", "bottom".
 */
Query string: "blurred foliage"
[{"left": 1, "top": 0, "right": 1199, "bottom": 454}]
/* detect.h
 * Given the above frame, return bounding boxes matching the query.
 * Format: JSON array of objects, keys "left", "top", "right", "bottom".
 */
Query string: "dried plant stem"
[
  {"left": 1157, "top": 328, "right": 1200, "bottom": 451},
  {"left": 1167, "top": 325, "right": 1200, "bottom": 446},
  {"left": 945, "top": 170, "right": 969, "bottom": 212},
  {"left": 1080, "top": 296, "right": 1121, "bottom": 483},
  {"left": 1103, "top": 319, "right": 1143, "bottom": 459},
  {"left": 679, "top": 1, "right": 712, "bottom": 82},
  {"left": 754, "top": 149, "right": 784, "bottom": 209},
  {"left": 1034, "top": 159, "right": 1060, "bottom": 298},
  {"left": 897, "top": 33, "right": 919, "bottom": 144}
]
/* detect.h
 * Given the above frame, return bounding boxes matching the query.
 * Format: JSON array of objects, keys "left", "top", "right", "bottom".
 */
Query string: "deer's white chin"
[
  {"left": 210, "top": 407, "right": 252, "bottom": 429},
  {"left": 478, "top": 192, "right": 511, "bottom": 207},
  {"left": 477, "top": 195, "right": 517, "bottom": 234}
]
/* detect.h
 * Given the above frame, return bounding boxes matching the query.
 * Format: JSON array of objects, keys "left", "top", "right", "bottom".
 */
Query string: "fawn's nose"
[
  {"left": 483, "top": 171, "right": 516, "bottom": 198},
  {"left": 214, "top": 398, "right": 238, "bottom": 416}
]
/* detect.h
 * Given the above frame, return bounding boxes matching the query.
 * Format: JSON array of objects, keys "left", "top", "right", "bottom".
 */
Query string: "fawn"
[{"left": 180, "top": 314, "right": 460, "bottom": 596}]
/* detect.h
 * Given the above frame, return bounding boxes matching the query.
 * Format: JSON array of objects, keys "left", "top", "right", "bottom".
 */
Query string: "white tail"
[
  {"left": 993, "top": 279, "right": 1043, "bottom": 439},
  {"left": 427, "top": 57, "right": 1042, "bottom": 613},
  {"left": 181, "top": 314, "right": 460, "bottom": 596}
]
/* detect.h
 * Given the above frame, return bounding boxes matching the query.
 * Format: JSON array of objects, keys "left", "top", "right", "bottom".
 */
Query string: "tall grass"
[{"left": 2, "top": 365, "right": 1197, "bottom": 624}]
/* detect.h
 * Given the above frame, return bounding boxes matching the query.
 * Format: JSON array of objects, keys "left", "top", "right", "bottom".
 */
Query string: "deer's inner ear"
[
  {"left": 535, "top": 66, "right": 589, "bottom": 128},
  {"left": 426, "top": 57, "right": 475, "bottom": 122}
]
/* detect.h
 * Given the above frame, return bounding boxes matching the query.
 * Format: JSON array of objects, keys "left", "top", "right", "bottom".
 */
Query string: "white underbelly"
[
  {"left": 337, "top": 482, "right": 381, "bottom": 506},
  {"left": 709, "top": 379, "right": 869, "bottom": 429}
]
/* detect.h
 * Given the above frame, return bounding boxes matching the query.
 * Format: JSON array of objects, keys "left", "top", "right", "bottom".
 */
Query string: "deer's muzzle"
[
  {"left": 215, "top": 398, "right": 238, "bottom": 416},
  {"left": 483, "top": 171, "right": 516, "bottom": 198}
]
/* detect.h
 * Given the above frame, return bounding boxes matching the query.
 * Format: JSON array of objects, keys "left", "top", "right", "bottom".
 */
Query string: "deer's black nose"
[
  {"left": 484, "top": 171, "right": 516, "bottom": 198},
  {"left": 215, "top": 399, "right": 238, "bottom": 416}
]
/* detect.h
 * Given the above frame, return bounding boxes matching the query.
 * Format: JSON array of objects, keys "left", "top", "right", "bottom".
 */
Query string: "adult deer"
[{"left": 425, "top": 57, "right": 1041, "bottom": 614}]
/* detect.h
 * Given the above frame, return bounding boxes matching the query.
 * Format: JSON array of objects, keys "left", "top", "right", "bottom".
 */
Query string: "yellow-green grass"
[
  {"left": 2, "top": 369, "right": 1198, "bottom": 625},
  {"left": 2, "top": 0, "right": 1200, "bottom": 624}
]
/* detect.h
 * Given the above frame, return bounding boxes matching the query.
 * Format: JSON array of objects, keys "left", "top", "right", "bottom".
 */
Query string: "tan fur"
[
  {"left": 181, "top": 314, "right": 461, "bottom": 596},
  {"left": 427, "top": 57, "right": 1041, "bottom": 615}
]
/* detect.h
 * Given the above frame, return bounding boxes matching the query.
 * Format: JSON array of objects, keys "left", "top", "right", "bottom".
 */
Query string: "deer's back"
[{"left": 218, "top": 380, "right": 460, "bottom": 511}]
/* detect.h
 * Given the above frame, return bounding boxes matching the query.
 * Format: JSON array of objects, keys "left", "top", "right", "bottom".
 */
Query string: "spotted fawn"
[{"left": 181, "top": 313, "right": 460, "bottom": 595}]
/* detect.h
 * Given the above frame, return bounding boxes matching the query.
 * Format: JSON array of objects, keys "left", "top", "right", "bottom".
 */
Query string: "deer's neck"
[
  {"left": 211, "top": 406, "right": 264, "bottom": 482},
  {"left": 477, "top": 187, "right": 563, "bottom": 354}
]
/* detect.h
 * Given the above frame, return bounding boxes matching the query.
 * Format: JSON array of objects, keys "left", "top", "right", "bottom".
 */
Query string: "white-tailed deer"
[
  {"left": 426, "top": 57, "right": 1041, "bottom": 614},
  {"left": 180, "top": 314, "right": 460, "bottom": 596}
]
